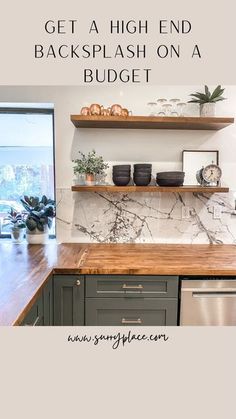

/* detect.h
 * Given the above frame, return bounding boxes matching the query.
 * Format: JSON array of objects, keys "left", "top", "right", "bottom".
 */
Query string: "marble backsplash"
[{"left": 56, "top": 188, "right": 236, "bottom": 244}]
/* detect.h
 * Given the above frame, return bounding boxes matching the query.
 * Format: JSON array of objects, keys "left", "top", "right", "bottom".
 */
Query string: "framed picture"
[{"left": 182, "top": 150, "right": 219, "bottom": 185}]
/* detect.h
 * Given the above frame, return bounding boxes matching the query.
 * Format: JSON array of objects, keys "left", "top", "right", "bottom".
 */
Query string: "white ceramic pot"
[
  {"left": 200, "top": 103, "right": 216, "bottom": 117},
  {"left": 26, "top": 226, "right": 49, "bottom": 244}
]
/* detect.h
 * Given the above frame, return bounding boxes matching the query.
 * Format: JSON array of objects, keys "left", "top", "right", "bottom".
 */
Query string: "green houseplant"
[
  {"left": 188, "top": 85, "right": 226, "bottom": 116},
  {"left": 72, "top": 150, "right": 109, "bottom": 185},
  {"left": 20, "top": 195, "right": 55, "bottom": 244},
  {"left": 5, "top": 208, "right": 26, "bottom": 243}
]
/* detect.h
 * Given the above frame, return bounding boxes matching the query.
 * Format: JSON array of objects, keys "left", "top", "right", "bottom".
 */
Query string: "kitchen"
[{"left": 0, "top": 84, "right": 236, "bottom": 326}]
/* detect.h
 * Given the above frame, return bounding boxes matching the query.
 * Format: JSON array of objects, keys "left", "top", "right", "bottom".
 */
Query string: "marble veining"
[{"left": 56, "top": 188, "right": 236, "bottom": 244}]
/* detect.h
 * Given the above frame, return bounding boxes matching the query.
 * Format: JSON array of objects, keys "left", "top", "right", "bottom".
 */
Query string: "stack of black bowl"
[
  {"left": 133, "top": 164, "right": 152, "bottom": 186},
  {"left": 156, "top": 171, "right": 185, "bottom": 187},
  {"left": 112, "top": 165, "right": 131, "bottom": 186}
]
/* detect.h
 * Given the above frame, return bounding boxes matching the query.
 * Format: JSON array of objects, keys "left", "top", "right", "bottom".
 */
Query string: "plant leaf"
[
  {"left": 26, "top": 217, "right": 37, "bottom": 231},
  {"left": 205, "top": 85, "right": 211, "bottom": 98},
  {"left": 41, "top": 195, "right": 48, "bottom": 205},
  {"left": 31, "top": 211, "right": 41, "bottom": 218},
  {"left": 210, "top": 85, "right": 224, "bottom": 100},
  {"left": 20, "top": 199, "right": 31, "bottom": 212},
  {"left": 190, "top": 93, "right": 209, "bottom": 101},
  {"left": 37, "top": 221, "right": 44, "bottom": 232},
  {"left": 211, "top": 97, "right": 226, "bottom": 102},
  {"left": 188, "top": 99, "right": 205, "bottom": 104}
]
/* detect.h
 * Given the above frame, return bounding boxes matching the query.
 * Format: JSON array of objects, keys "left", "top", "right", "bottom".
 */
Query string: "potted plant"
[
  {"left": 5, "top": 208, "right": 26, "bottom": 243},
  {"left": 188, "top": 85, "right": 226, "bottom": 117},
  {"left": 20, "top": 195, "right": 55, "bottom": 244},
  {"left": 72, "top": 149, "right": 109, "bottom": 185}
]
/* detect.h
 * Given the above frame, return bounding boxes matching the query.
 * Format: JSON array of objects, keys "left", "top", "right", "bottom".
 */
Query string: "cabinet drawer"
[
  {"left": 86, "top": 275, "right": 178, "bottom": 298},
  {"left": 85, "top": 298, "right": 178, "bottom": 326}
]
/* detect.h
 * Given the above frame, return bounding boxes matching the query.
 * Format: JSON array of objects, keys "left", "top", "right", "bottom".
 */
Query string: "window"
[{"left": 0, "top": 105, "right": 55, "bottom": 237}]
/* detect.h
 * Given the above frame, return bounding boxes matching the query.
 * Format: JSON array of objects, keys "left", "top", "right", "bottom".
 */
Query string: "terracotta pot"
[
  {"left": 86, "top": 173, "right": 95, "bottom": 185},
  {"left": 80, "top": 106, "right": 90, "bottom": 116},
  {"left": 90, "top": 104, "right": 104, "bottom": 115}
]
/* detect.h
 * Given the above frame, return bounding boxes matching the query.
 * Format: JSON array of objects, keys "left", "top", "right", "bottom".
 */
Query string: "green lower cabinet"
[
  {"left": 20, "top": 274, "right": 178, "bottom": 326},
  {"left": 21, "top": 293, "right": 44, "bottom": 326},
  {"left": 43, "top": 276, "right": 54, "bottom": 325},
  {"left": 20, "top": 275, "right": 53, "bottom": 326},
  {"left": 85, "top": 275, "right": 179, "bottom": 326},
  {"left": 85, "top": 298, "right": 178, "bottom": 326},
  {"left": 53, "top": 275, "right": 84, "bottom": 326}
]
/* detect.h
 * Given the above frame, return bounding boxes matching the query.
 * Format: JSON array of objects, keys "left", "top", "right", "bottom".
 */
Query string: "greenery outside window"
[{"left": 0, "top": 105, "right": 55, "bottom": 238}]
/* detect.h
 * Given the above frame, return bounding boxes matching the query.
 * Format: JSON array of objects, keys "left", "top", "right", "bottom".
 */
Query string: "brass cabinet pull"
[
  {"left": 121, "top": 318, "right": 142, "bottom": 324},
  {"left": 76, "top": 279, "right": 81, "bottom": 286},
  {"left": 122, "top": 284, "right": 143, "bottom": 290}
]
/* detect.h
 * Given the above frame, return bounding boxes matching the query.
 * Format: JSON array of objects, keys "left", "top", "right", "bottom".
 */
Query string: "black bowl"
[
  {"left": 113, "top": 168, "right": 131, "bottom": 173},
  {"left": 156, "top": 178, "right": 184, "bottom": 187},
  {"left": 134, "top": 170, "right": 152, "bottom": 176},
  {"left": 134, "top": 174, "right": 151, "bottom": 181},
  {"left": 112, "top": 176, "right": 130, "bottom": 184},
  {"left": 113, "top": 172, "right": 131, "bottom": 178},
  {"left": 134, "top": 164, "right": 152, "bottom": 170},
  {"left": 113, "top": 165, "right": 131, "bottom": 170},
  {"left": 113, "top": 177, "right": 130, "bottom": 186},
  {"left": 113, "top": 174, "right": 130, "bottom": 179},
  {"left": 113, "top": 167, "right": 131, "bottom": 171},
  {"left": 156, "top": 171, "right": 185, "bottom": 179},
  {"left": 134, "top": 177, "right": 151, "bottom": 186}
]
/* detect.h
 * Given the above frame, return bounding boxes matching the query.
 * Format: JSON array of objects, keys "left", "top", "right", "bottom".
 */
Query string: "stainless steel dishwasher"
[{"left": 180, "top": 278, "right": 236, "bottom": 326}]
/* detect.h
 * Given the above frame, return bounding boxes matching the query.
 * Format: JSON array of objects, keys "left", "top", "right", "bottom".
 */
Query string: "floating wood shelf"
[
  {"left": 70, "top": 115, "right": 234, "bottom": 131},
  {"left": 71, "top": 185, "right": 229, "bottom": 193}
]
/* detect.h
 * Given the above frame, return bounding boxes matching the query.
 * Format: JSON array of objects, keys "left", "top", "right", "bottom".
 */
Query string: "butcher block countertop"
[{"left": 1, "top": 242, "right": 236, "bottom": 325}]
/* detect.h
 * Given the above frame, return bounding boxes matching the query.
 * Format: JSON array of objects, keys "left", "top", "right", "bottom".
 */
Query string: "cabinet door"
[
  {"left": 86, "top": 298, "right": 178, "bottom": 326},
  {"left": 21, "top": 294, "right": 44, "bottom": 326},
  {"left": 43, "top": 276, "right": 54, "bottom": 326},
  {"left": 54, "top": 275, "right": 84, "bottom": 326}
]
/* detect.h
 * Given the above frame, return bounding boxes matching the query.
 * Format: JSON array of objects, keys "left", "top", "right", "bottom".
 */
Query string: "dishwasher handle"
[{"left": 193, "top": 291, "right": 236, "bottom": 298}]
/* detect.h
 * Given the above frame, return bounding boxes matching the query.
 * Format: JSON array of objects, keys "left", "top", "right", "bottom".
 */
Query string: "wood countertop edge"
[
  {"left": 12, "top": 246, "right": 89, "bottom": 326},
  {"left": 12, "top": 269, "right": 53, "bottom": 326},
  {"left": 77, "top": 268, "right": 236, "bottom": 276}
]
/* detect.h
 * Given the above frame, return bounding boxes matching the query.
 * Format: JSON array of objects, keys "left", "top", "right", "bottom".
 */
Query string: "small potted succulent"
[
  {"left": 20, "top": 195, "right": 55, "bottom": 244},
  {"left": 5, "top": 208, "right": 26, "bottom": 243},
  {"left": 72, "top": 149, "right": 109, "bottom": 185},
  {"left": 188, "top": 85, "right": 226, "bottom": 117}
]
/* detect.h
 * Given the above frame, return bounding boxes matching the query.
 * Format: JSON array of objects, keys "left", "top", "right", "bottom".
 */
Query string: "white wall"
[
  {"left": 0, "top": 85, "right": 235, "bottom": 243},
  {"left": 0, "top": 85, "right": 235, "bottom": 187}
]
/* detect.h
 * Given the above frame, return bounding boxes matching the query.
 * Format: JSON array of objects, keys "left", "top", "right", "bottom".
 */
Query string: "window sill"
[{"left": 0, "top": 238, "right": 57, "bottom": 243}]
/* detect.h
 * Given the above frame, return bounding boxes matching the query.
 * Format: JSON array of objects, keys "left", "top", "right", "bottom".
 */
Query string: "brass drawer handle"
[
  {"left": 122, "top": 318, "right": 142, "bottom": 325},
  {"left": 122, "top": 284, "right": 143, "bottom": 290},
  {"left": 76, "top": 279, "right": 81, "bottom": 286}
]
